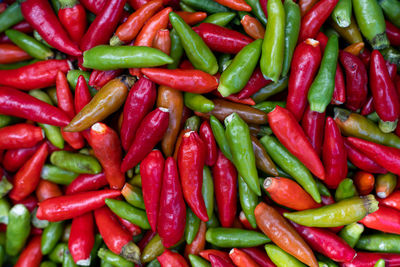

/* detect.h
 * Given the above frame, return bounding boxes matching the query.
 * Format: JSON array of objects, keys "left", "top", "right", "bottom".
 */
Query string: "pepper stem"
[
  {"left": 58, "top": 0, "right": 78, "bottom": 9},
  {"left": 119, "top": 75, "right": 136, "bottom": 89},
  {"left": 121, "top": 241, "right": 141, "bottom": 264},
  {"left": 370, "top": 32, "right": 390, "bottom": 50},
  {"left": 333, "top": 108, "right": 351, "bottom": 122},
  {"left": 378, "top": 119, "right": 397, "bottom": 133},
  {"left": 362, "top": 194, "right": 379, "bottom": 215},
  {"left": 110, "top": 35, "right": 124, "bottom": 46}
]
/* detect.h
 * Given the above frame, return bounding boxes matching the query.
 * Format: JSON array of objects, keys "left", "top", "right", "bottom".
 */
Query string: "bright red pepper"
[
  {"left": 331, "top": 64, "right": 346, "bottom": 105},
  {"left": 212, "top": 150, "right": 237, "bottom": 227},
  {"left": 89, "top": 70, "right": 123, "bottom": 90},
  {"left": 36, "top": 180, "right": 62, "bottom": 202},
  {"left": 12, "top": 21, "right": 34, "bottom": 33},
  {"left": 200, "top": 250, "right": 232, "bottom": 263},
  {"left": 301, "top": 106, "right": 325, "bottom": 156},
  {"left": 199, "top": 120, "right": 218, "bottom": 166},
  {"left": 342, "top": 252, "right": 400, "bottom": 267},
  {"left": 380, "top": 190, "right": 400, "bottom": 211},
  {"left": 69, "top": 212, "right": 94, "bottom": 265},
  {"left": 58, "top": 0, "right": 87, "bottom": 43},
  {"left": 269, "top": 106, "right": 325, "bottom": 180},
  {"left": 229, "top": 248, "right": 259, "bottom": 267},
  {"left": 20, "top": 0, "right": 81, "bottom": 56},
  {"left": 0, "top": 44, "right": 31, "bottom": 64},
  {"left": 158, "top": 157, "right": 186, "bottom": 248},
  {"left": 80, "top": 0, "right": 126, "bottom": 51},
  {"left": 0, "top": 124, "right": 43, "bottom": 150},
  {"left": 158, "top": 249, "right": 189, "bottom": 267},
  {"left": 184, "top": 221, "right": 206, "bottom": 257},
  {"left": 193, "top": 23, "right": 254, "bottom": 54},
  {"left": 128, "top": 0, "right": 151, "bottom": 9},
  {"left": 117, "top": 216, "right": 142, "bottom": 236},
  {"left": 209, "top": 254, "right": 236, "bottom": 267},
  {"left": 14, "top": 235, "right": 42, "bottom": 267},
  {"left": 65, "top": 173, "right": 108, "bottom": 195},
  {"left": 234, "top": 68, "right": 271, "bottom": 100},
  {"left": 360, "top": 205, "right": 400, "bottom": 235},
  {"left": 121, "top": 107, "right": 169, "bottom": 172},
  {"left": 386, "top": 20, "right": 400, "bottom": 46},
  {"left": 9, "top": 142, "right": 48, "bottom": 201},
  {"left": 141, "top": 68, "right": 219, "bottom": 94},
  {"left": 286, "top": 38, "right": 321, "bottom": 121},
  {"left": 12, "top": 194, "right": 38, "bottom": 213},
  {"left": 361, "top": 96, "right": 375, "bottom": 116},
  {"left": 79, "top": 0, "right": 106, "bottom": 13},
  {"left": 140, "top": 150, "right": 164, "bottom": 232},
  {"left": 36, "top": 189, "right": 121, "bottom": 221},
  {"left": 121, "top": 77, "right": 156, "bottom": 151},
  {"left": 152, "top": 29, "right": 171, "bottom": 55},
  {"left": 74, "top": 75, "right": 92, "bottom": 114},
  {"left": 241, "top": 247, "right": 276, "bottom": 267}
]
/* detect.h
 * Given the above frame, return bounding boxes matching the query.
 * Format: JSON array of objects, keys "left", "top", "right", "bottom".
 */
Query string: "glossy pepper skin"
[
  {"left": 58, "top": 0, "right": 87, "bottom": 43},
  {"left": 360, "top": 205, "right": 400, "bottom": 235},
  {"left": 380, "top": 190, "right": 400, "bottom": 211},
  {"left": 344, "top": 140, "right": 387, "bottom": 174},
  {"left": 0, "top": 43, "right": 31, "bottom": 64},
  {"left": 386, "top": 21, "right": 400, "bottom": 46},
  {"left": 68, "top": 212, "right": 94, "bottom": 266},
  {"left": 301, "top": 106, "right": 325, "bottom": 156},
  {"left": 200, "top": 121, "right": 218, "bottom": 166},
  {"left": 342, "top": 252, "right": 400, "bottom": 267},
  {"left": 0, "top": 123, "right": 43, "bottom": 150},
  {"left": 158, "top": 249, "right": 189, "bottom": 267},
  {"left": 121, "top": 107, "right": 169, "bottom": 172},
  {"left": 65, "top": 173, "right": 108, "bottom": 195},
  {"left": 157, "top": 157, "right": 186, "bottom": 248},
  {"left": 36, "top": 180, "right": 62, "bottom": 202},
  {"left": 251, "top": 135, "right": 278, "bottom": 176},
  {"left": 241, "top": 15, "right": 265, "bottom": 40},
  {"left": 14, "top": 235, "right": 42, "bottom": 267},
  {"left": 235, "top": 68, "right": 271, "bottom": 100}
]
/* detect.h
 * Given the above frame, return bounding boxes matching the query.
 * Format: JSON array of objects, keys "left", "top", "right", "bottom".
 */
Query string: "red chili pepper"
[
  {"left": 153, "top": 29, "right": 171, "bottom": 55},
  {"left": 360, "top": 205, "right": 400, "bottom": 235},
  {"left": 359, "top": 48, "right": 371, "bottom": 68},
  {"left": 78, "top": 0, "right": 106, "bottom": 13},
  {"left": 158, "top": 249, "right": 189, "bottom": 267},
  {"left": 65, "top": 173, "right": 107, "bottom": 195},
  {"left": 0, "top": 123, "right": 43, "bottom": 150},
  {"left": 200, "top": 250, "right": 232, "bottom": 264},
  {"left": 74, "top": 75, "right": 92, "bottom": 114},
  {"left": 241, "top": 247, "right": 276, "bottom": 267},
  {"left": 3, "top": 142, "right": 41, "bottom": 172},
  {"left": 344, "top": 140, "right": 387, "bottom": 174},
  {"left": 175, "top": 11, "right": 207, "bottom": 25},
  {"left": 117, "top": 216, "right": 142, "bottom": 236},
  {"left": 137, "top": 230, "right": 156, "bottom": 251},
  {"left": 140, "top": 150, "right": 164, "bottom": 232},
  {"left": 380, "top": 190, "right": 400, "bottom": 211},
  {"left": 259, "top": 0, "right": 268, "bottom": 17},
  {"left": 229, "top": 248, "right": 259, "bottom": 267},
  {"left": 212, "top": 150, "right": 237, "bottom": 227},
  {"left": 0, "top": 59, "right": 70, "bottom": 90},
  {"left": 121, "top": 77, "right": 156, "bottom": 151},
  {"left": 269, "top": 106, "right": 325, "bottom": 180},
  {"left": 157, "top": 157, "right": 186, "bottom": 248},
  {"left": 36, "top": 189, "right": 121, "bottom": 221},
  {"left": 69, "top": 212, "right": 94, "bottom": 265},
  {"left": 11, "top": 194, "right": 38, "bottom": 212},
  {"left": 141, "top": 68, "right": 219, "bottom": 94},
  {"left": 386, "top": 61, "right": 397, "bottom": 83},
  {"left": 89, "top": 70, "right": 123, "bottom": 90},
  {"left": 212, "top": 90, "right": 256, "bottom": 106},
  {"left": 361, "top": 96, "right": 374, "bottom": 116},
  {"left": 298, "top": 0, "right": 339, "bottom": 41},
  {"left": 58, "top": 0, "right": 87, "bottom": 43},
  {"left": 286, "top": 38, "right": 321, "bottom": 121},
  {"left": 301, "top": 106, "right": 325, "bottom": 156},
  {"left": 9, "top": 142, "right": 48, "bottom": 201},
  {"left": 12, "top": 21, "right": 34, "bottom": 33},
  {"left": 342, "top": 252, "right": 400, "bottom": 267},
  {"left": 354, "top": 171, "right": 375, "bottom": 195},
  {"left": 0, "top": 44, "right": 31, "bottom": 64},
  {"left": 346, "top": 137, "right": 400, "bottom": 176},
  {"left": 331, "top": 64, "right": 346, "bottom": 105},
  {"left": 234, "top": 68, "right": 271, "bottom": 100},
  {"left": 184, "top": 221, "right": 206, "bottom": 258},
  {"left": 36, "top": 180, "right": 62, "bottom": 202},
  {"left": 121, "top": 107, "right": 169, "bottom": 172},
  {"left": 20, "top": 0, "right": 81, "bottom": 56},
  {"left": 80, "top": 0, "right": 126, "bottom": 51},
  {"left": 209, "top": 254, "right": 236, "bottom": 267},
  {"left": 14, "top": 235, "right": 42, "bottom": 267},
  {"left": 193, "top": 23, "right": 253, "bottom": 54},
  {"left": 386, "top": 20, "right": 400, "bottom": 46},
  {"left": 199, "top": 121, "right": 218, "bottom": 166}
]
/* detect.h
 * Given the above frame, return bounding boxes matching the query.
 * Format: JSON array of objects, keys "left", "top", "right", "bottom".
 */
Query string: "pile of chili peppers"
[{"left": 0, "top": 0, "right": 400, "bottom": 266}]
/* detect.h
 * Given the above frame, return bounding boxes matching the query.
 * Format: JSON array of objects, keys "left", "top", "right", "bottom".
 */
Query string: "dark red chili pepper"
[
  {"left": 140, "top": 150, "right": 164, "bottom": 232},
  {"left": 361, "top": 96, "right": 374, "bottom": 116},
  {"left": 158, "top": 249, "right": 189, "bottom": 267},
  {"left": 386, "top": 20, "right": 400, "bottom": 46},
  {"left": 58, "top": 0, "right": 87, "bottom": 43},
  {"left": 9, "top": 142, "right": 48, "bottom": 201},
  {"left": 212, "top": 150, "right": 237, "bottom": 227},
  {"left": 80, "top": 0, "right": 126, "bottom": 51},
  {"left": 234, "top": 68, "right": 271, "bottom": 100},
  {"left": 65, "top": 173, "right": 108, "bottom": 195},
  {"left": 2, "top": 142, "right": 41, "bottom": 172},
  {"left": 331, "top": 64, "right": 346, "bottom": 105},
  {"left": 301, "top": 106, "right": 325, "bottom": 156},
  {"left": 209, "top": 254, "right": 236, "bottom": 267},
  {"left": 117, "top": 216, "right": 141, "bottom": 236},
  {"left": 199, "top": 120, "right": 218, "bottom": 166},
  {"left": 121, "top": 107, "right": 169, "bottom": 172},
  {"left": 121, "top": 77, "right": 156, "bottom": 151},
  {"left": 79, "top": 0, "right": 106, "bottom": 14},
  {"left": 74, "top": 75, "right": 92, "bottom": 114},
  {"left": 241, "top": 247, "right": 276, "bottom": 267},
  {"left": 0, "top": 123, "right": 43, "bottom": 150},
  {"left": 386, "top": 61, "right": 397, "bottom": 83},
  {"left": 36, "top": 189, "right": 121, "bottom": 221},
  {"left": 359, "top": 48, "right": 371, "bottom": 68},
  {"left": 286, "top": 38, "right": 321, "bottom": 121},
  {"left": 127, "top": 0, "right": 151, "bottom": 9},
  {"left": 298, "top": 0, "right": 339, "bottom": 41},
  {"left": 14, "top": 235, "right": 42, "bottom": 267},
  {"left": 200, "top": 250, "right": 232, "bottom": 263},
  {"left": 158, "top": 157, "right": 186, "bottom": 248},
  {"left": 12, "top": 21, "right": 34, "bottom": 33},
  {"left": 11, "top": 194, "right": 38, "bottom": 213},
  {"left": 69, "top": 212, "right": 94, "bottom": 265},
  {"left": 178, "top": 131, "right": 208, "bottom": 222},
  {"left": 20, "top": 0, "right": 81, "bottom": 56},
  {"left": 193, "top": 23, "right": 253, "bottom": 54},
  {"left": 89, "top": 70, "right": 123, "bottom": 90},
  {"left": 360, "top": 205, "right": 400, "bottom": 235},
  {"left": 342, "top": 252, "right": 400, "bottom": 267}
]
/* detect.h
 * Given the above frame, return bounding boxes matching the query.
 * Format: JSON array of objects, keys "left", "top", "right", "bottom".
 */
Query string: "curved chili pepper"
[
  {"left": 184, "top": 221, "right": 206, "bottom": 257},
  {"left": 345, "top": 140, "right": 387, "bottom": 174},
  {"left": 286, "top": 38, "right": 321, "bottom": 121},
  {"left": 0, "top": 43, "right": 31, "bottom": 64},
  {"left": 200, "top": 249, "right": 231, "bottom": 263},
  {"left": 89, "top": 70, "right": 123, "bottom": 91},
  {"left": 14, "top": 235, "right": 42, "bottom": 267},
  {"left": 174, "top": 11, "right": 207, "bottom": 26},
  {"left": 158, "top": 157, "right": 186, "bottom": 248},
  {"left": 240, "top": 247, "right": 275, "bottom": 267},
  {"left": 36, "top": 189, "right": 120, "bottom": 221},
  {"left": 251, "top": 136, "right": 278, "bottom": 176},
  {"left": 360, "top": 205, "right": 400, "bottom": 235},
  {"left": 158, "top": 249, "right": 189, "bottom": 267},
  {"left": 0, "top": 123, "right": 43, "bottom": 150},
  {"left": 380, "top": 190, "right": 400, "bottom": 211},
  {"left": 79, "top": 0, "right": 106, "bottom": 14},
  {"left": 228, "top": 248, "right": 258, "bottom": 267},
  {"left": 36, "top": 180, "right": 62, "bottom": 202},
  {"left": 342, "top": 252, "right": 400, "bottom": 267},
  {"left": 65, "top": 173, "right": 107, "bottom": 195},
  {"left": 68, "top": 212, "right": 94, "bottom": 266},
  {"left": 331, "top": 64, "right": 346, "bottom": 105},
  {"left": 301, "top": 106, "right": 325, "bottom": 156},
  {"left": 20, "top": 0, "right": 81, "bottom": 56},
  {"left": 241, "top": 15, "right": 265, "bottom": 40},
  {"left": 361, "top": 96, "right": 374, "bottom": 116},
  {"left": 375, "top": 173, "right": 397, "bottom": 198},
  {"left": 58, "top": 0, "right": 86, "bottom": 43},
  {"left": 386, "top": 21, "right": 400, "bottom": 46},
  {"left": 199, "top": 121, "right": 218, "bottom": 166},
  {"left": 74, "top": 75, "right": 91, "bottom": 113}
]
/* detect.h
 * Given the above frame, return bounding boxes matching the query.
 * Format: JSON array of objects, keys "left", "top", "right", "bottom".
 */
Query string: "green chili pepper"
[
  {"left": 189, "top": 254, "right": 211, "bottom": 267},
  {"left": 184, "top": 93, "right": 215, "bottom": 113},
  {"left": 83, "top": 45, "right": 173, "bottom": 70},
  {"left": 202, "top": 166, "right": 214, "bottom": 220},
  {"left": 42, "top": 221, "right": 64, "bottom": 255},
  {"left": 101, "top": 259, "right": 113, "bottom": 267},
  {"left": 185, "top": 208, "right": 201, "bottom": 245},
  {"left": 380, "top": 46, "right": 400, "bottom": 67},
  {"left": 335, "top": 178, "right": 358, "bottom": 201},
  {"left": 122, "top": 185, "right": 145, "bottom": 210},
  {"left": 32, "top": 208, "right": 49, "bottom": 229},
  {"left": 41, "top": 164, "right": 78, "bottom": 185},
  {"left": 62, "top": 224, "right": 72, "bottom": 243},
  {"left": 169, "top": 12, "right": 218, "bottom": 75},
  {"left": 356, "top": 233, "right": 400, "bottom": 253},
  {"left": 210, "top": 115, "right": 232, "bottom": 161},
  {"left": 260, "top": 134, "right": 321, "bottom": 203},
  {"left": 180, "top": 0, "right": 231, "bottom": 13},
  {"left": 5, "top": 204, "right": 31, "bottom": 256},
  {"left": 238, "top": 176, "right": 258, "bottom": 229},
  {"left": 167, "top": 29, "right": 184, "bottom": 69},
  {"left": 0, "top": 199, "right": 10, "bottom": 225},
  {"left": 0, "top": 2, "right": 23, "bottom": 33},
  {"left": 202, "top": 12, "right": 236, "bottom": 26},
  {"left": 219, "top": 39, "right": 263, "bottom": 97},
  {"left": 40, "top": 261, "right": 58, "bottom": 267},
  {"left": 179, "top": 1, "right": 196, "bottom": 12},
  {"left": 376, "top": 173, "right": 397, "bottom": 199},
  {"left": 105, "top": 199, "right": 151, "bottom": 229},
  {"left": 147, "top": 259, "right": 161, "bottom": 267},
  {"left": 374, "top": 259, "right": 386, "bottom": 267},
  {"left": 206, "top": 228, "right": 270, "bottom": 248},
  {"left": 206, "top": 212, "right": 220, "bottom": 228},
  {"left": 5, "top": 29, "right": 54, "bottom": 60},
  {"left": 98, "top": 248, "right": 134, "bottom": 267},
  {"left": 218, "top": 54, "right": 232, "bottom": 73},
  {"left": 378, "top": 0, "right": 400, "bottom": 27},
  {"left": 283, "top": 195, "right": 379, "bottom": 227},
  {"left": 67, "top": 70, "right": 91, "bottom": 91},
  {"left": 316, "top": 254, "right": 339, "bottom": 267},
  {"left": 0, "top": 176, "right": 12, "bottom": 199},
  {"left": 63, "top": 248, "right": 77, "bottom": 267},
  {"left": 0, "top": 115, "right": 20, "bottom": 128},
  {"left": 252, "top": 76, "right": 288, "bottom": 103},
  {"left": 33, "top": 30, "right": 53, "bottom": 48},
  {"left": 281, "top": 0, "right": 300, "bottom": 77},
  {"left": 245, "top": 0, "right": 268, "bottom": 25},
  {"left": 128, "top": 174, "right": 142, "bottom": 187},
  {"left": 315, "top": 179, "right": 332, "bottom": 197},
  {"left": 184, "top": 115, "right": 202, "bottom": 131},
  {"left": 50, "top": 151, "right": 102, "bottom": 174},
  {"left": 260, "top": 0, "right": 285, "bottom": 82},
  {"left": 353, "top": 0, "right": 389, "bottom": 49},
  {"left": 307, "top": 35, "right": 339, "bottom": 113},
  {"left": 49, "top": 243, "right": 68, "bottom": 264},
  {"left": 253, "top": 101, "right": 286, "bottom": 113},
  {"left": 265, "top": 244, "right": 306, "bottom": 267},
  {"left": 331, "top": 0, "right": 352, "bottom": 28},
  {"left": 141, "top": 234, "right": 164, "bottom": 263},
  {"left": 225, "top": 113, "right": 260, "bottom": 196}
]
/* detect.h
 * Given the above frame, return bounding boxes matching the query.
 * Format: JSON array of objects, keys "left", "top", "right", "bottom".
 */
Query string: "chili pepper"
[
  {"left": 200, "top": 250, "right": 231, "bottom": 263},
  {"left": 173, "top": 11, "right": 206, "bottom": 26},
  {"left": 286, "top": 39, "right": 321, "bottom": 121},
  {"left": 228, "top": 248, "right": 258, "bottom": 267},
  {"left": 201, "top": 167, "right": 214, "bottom": 221},
  {"left": 240, "top": 247, "right": 275, "bottom": 267},
  {"left": 307, "top": 35, "right": 339, "bottom": 113},
  {"left": 330, "top": 17, "right": 363, "bottom": 46},
  {"left": 157, "top": 157, "right": 186, "bottom": 248},
  {"left": 283, "top": 195, "right": 379, "bottom": 227},
  {"left": 218, "top": 39, "right": 262, "bottom": 97},
  {"left": 167, "top": 29, "right": 184, "bottom": 70},
  {"left": 20, "top": 0, "right": 81, "bottom": 56},
  {"left": 353, "top": 171, "right": 375, "bottom": 196},
  {"left": 48, "top": 243, "right": 67, "bottom": 263},
  {"left": 141, "top": 233, "right": 165, "bottom": 263},
  {"left": 158, "top": 249, "right": 189, "bottom": 267},
  {"left": 356, "top": 233, "right": 400, "bottom": 253},
  {"left": 68, "top": 213, "right": 94, "bottom": 265},
  {"left": 185, "top": 207, "right": 201, "bottom": 245},
  {"left": 58, "top": 0, "right": 86, "bottom": 44},
  {"left": 238, "top": 175, "right": 259, "bottom": 229},
  {"left": 6, "top": 204, "right": 31, "bottom": 256},
  {"left": 380, "top": 190, "right": 400, "bottom": 211},
  {"left": 335, "top": 178, "right": 358, "bottom": 201},
  {"left": 180, "top": 0, "right": 231, "bottom": 14},
  {"left": 105, "top": 198, "right": 149, "bottom": 229},
  {"left": 338, "top": 222, "right": 364, "bottom": 248},
  {"left": 98, "top": 248, "right": 134, "bottom": 267},
  {"left": 206, "top": 228, "right": 270, "bottom": 248},
  {"left": 94, "top": 206, "right": 140, "bottom": 263},
  {"left": 152, "top": 29, "right": 171, "bottom": 56},
  {"left": 209, "top": 115, "right": 232, "bottom": 161},
  {"left": 251, "top": 135, "right": 278, "bottom": 175},
  {"left": 375, "top": 173, "right": 397, "bottom": 198},
  {"left": 64, "top": 173, "right": 107, "bottom": 195},
  {"left": 331, "top": 0, "right": 351, "bottom": 28},
  {"left": 0, "top": 123, "right": 43, "bottom": 150},
  {"left": 185, "top": 221, "right": 206, "bottom": 258},
  {"left": 344, "top": 42, "right": 365, "bottom": 56},
  {"left": 0, "top": 2, "right": 24, "bottom": 33},
  {"left": 360, "top": 205, "right": 400, "bottom": 235},
  {"left": 370, "top": 50, "right": 400, "bottom": 133},
  {"left": 41, "top": 221, "right": 64, "bottom": 255},
  {"left": 72, "top": 77, "right": 90, "bottom": 115},
  {"left": 50, "top": 151, "right": 101, "bottom": 174},
  {"left": 118, "top": 216, "right": 141, "bottom": 237},
  {"left": 252, "top": 76, "right": 288, "bottom": 103},
  {"left": 379, "top": 0, "right": 399, "bottom": 27},
  {"left": 36, "top": 180, "right": 62, "bottom": 202},
  {"left": 41, "top": 164, "right": 78, "bottom": 185},
  {"left": 89, "top": 70, "right": 123, "bottom": 91},
  {"left": 189, "top": 254, "right": 211, "bottom": 267},
  {"left": 255, "top": 202, "right": 318, "bottom": 267},
  {"left": 386, "top": 21, "right": 400, "bottom": 46},
  {"left": 208, "top": 254, "right": 235, "bottom": 267},
  {"left": 199, "top": 121, "right": 218, "bottom": 166},
  {"left": 202, "top": 12, "right": 235, "bottom": 26},
  {"left": 172, "top": 116, "right": 201, "bottom": 160},
  {"left": 343, "top": 252, "right": 400, "bottom": 267},
  {"left": 14, "top": 235, "right": 42, "bottom": 267},
  {"left": 36, "top": 189, "right": 120, "bottom": 221},
  {"left": 184, "top": 93, "right": 214, "bottom": 113},
  {"left": 331, "top": 63, "right": 346, "bottom": 105},
  {"left": 241, "top": 15, "right": 265, "bottom": 40},
  {"left": 0, "top": 43, "right": 31, "bottom": 64},
  {"left": 265, "top": 244, "right": 307, "bottom": 267},
  {"left": 301, "top": 107, "right": 325, "bottom": 157},
  {"left": 213, "top": 0, "right": 251, "bottom": 11}
]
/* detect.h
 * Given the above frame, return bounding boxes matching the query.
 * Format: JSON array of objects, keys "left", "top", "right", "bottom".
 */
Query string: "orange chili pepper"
[
  {"left": 241, "top": 15, "right": 265, "bottom": 40},
  {"left": 239, "top": 211, "right": 255, "bottom": 230},
  {"left": 36, "top": 180, "right": 62, "bottom": 202},
  {"left": 152, "top": 29, "right": 171, "bottom": 55},
  {"left": 214, "top": 0, "right": 252, "bottom": 11},
  {"left": 229, "top": 248, "right": 259, "bottom": 267},
  {"left": 184, "top": 221, "right": 206, "bottom": 258},
  {"left": 354, "top": 171, "right": 375, "bottom": 195},
  {"left": 0, "top": 43, "right": 32, "bottom": 64},
  {"left": 175, "top": 11, "right": 207, "bottom": 25},
  {"left": 299, "top": 0, "right": 319, "bottom": 16},
  {"left": 343, "top": 42, "right": 365, "bottom": 56}
]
